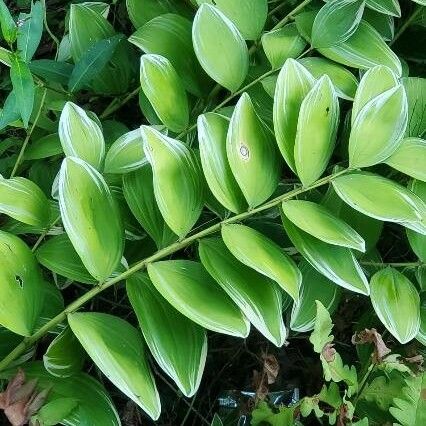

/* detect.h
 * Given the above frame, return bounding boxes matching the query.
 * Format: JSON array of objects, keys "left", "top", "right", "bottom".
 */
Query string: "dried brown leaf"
[{"left": 352, "top": 328, "right": 391, "bottom": 362}]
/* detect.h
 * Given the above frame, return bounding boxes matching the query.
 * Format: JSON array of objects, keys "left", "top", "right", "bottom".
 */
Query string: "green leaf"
[
  {"left": 309, "top": 301, "right": 358, "bottom": 395},
  {"left": 403, "top": 77, "right": 426, "bottom": 138},
  {"left": 142, "top": 125, "right": 204, "bottom": 237},
  {"left": 319, "top": 21, "right": 402, "bottom": 76},
  {"left": 299, "top": 56, "right": 358, "bottom": 100},
  {"left": 24, "top": 133, "right": 63, "bottom": 160},
  {"left": 370, "top": 268, "right": 420, "bottom": 344},
  {"left": 0, "top": 231, "right": 45, "bottom": 336},
  {"left": 140, "top": 54, "right": 189, "bottom": 132},
  {"left": 127, "top": 273, "right": 207, "bottom": 397},
  {"left": 390, "top": 373, "right": 426, "bottom": 425},
  {"left": 363, "top": 8, "right": 394, "bottom": 41},
  {"left": 261, "top": 24, "right": 306, "bottom": 69},
  {"left": 10, "top": 54, "right": 35, "bottom": 127},
  {"left": 251, "top": 401, "right": 295, "bottom": 426},
  {"left": 69, "top": 34, "right": 123, "bottom": 93},
  {"left": 129, "top": 13, "right": 207, "bottom": 97},
  {"left": 417, "top": 297, "right": 426, "bottom": 346},
  {"left": 351, "top": 65, "right": 398, "bottom": 125},
  {"left": 196, "top": 0, "right": 267, "bottom": 40},
  {"left": 58, "top": 157, "right": 124, "bottom": 281},
  {"left": 0, "top": 362, "right": 120, "bottom": 426},
  {"left": 0, "top": 0, "right": 17, "bottom": 44},
  {"left": 282, "top": 200, "right": 365, "bottom": 252},
  {"left": 312, "top": 0, "right": 365, "bottom": 48},
  {"left": 197, "top": 112, "right": 246, "bottom": 214},
  {"left": 221, "top": 224, "right": 301, "bottom": 300},
  {"left": 192, "top": 4, "right": 248, "bottom": 92},
  {"left": 0, "top": 91, "right": 20, "bottom": 130},
  {"left": 35, "top": 233, "right": 97, "bottom": 285},
  {"left": 17, "top": 1, "right": 44, "bottom": 62},
  {"left": 68, "top": 312, "right": 161, "bottom": 420},
  {"left": 126, "top": 0, "right": 191, "bottom": 28},
  {"left": 366, "top": 0, "right": 401, "bottom": 17},
  {"left": 69, "top": 3, "right": 131, "bottom": 95},
  {"left": 385, "top": 137, "right": 426, "bottom": 181},
  {"left": 147, "top": 260, "right": 250, "bottom": 337},
  {"left": 104, "top": 128, "right": 147, "bottom": 174},
  {"left": 294, "top": 75, "right": 339, "bottom": 186},
  {"left": 282, "top": 212, "right": 370, "bottom": 295},
  {"left": 290, "top": 262, "right": 340, "bottom": 332},
  {"left": 407, "top": 180, "right": 426, "bottom": 262},
  {"left": 0, "top": 176, "right": 50, "bottom": 227},
  {"left": 199, "top": 237, "right": 287, "bottom": 347},
  {"left": 29, "top": 59, "right": 74, "bottom": 86},
  {"left": 59, "top": 102, "right": 105, "bottom": 170},
  {"left": 332, "top": 172, "right": 425, "bottom": 234},
  {"left": 227, "top": 92, "right": 280, "bottom": 207},
  {"left": 43, "top": 326, "right": 86, "bottom": 378},
  {"left": 273, "top": 58, "right": 315, "bottom": 173},
  {"left": 32, "top": 398, "right": 79, "bottom": 426},
  {"left": 123, "top": 163, "right": 176, "bottom": 249},
  {"left": 349, "top": 85, "right": 408, "bottom": 168}
]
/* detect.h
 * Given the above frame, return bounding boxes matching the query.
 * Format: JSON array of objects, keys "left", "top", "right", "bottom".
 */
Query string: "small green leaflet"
[
  {"left": 10, "top": 54, "right": 35, "bottom": 127},
  {"left": 69, "top": 34, "right": 124, "bottom": 92},
  {"left": 0, "top": 0, "right": 17, "bottom": 44}
]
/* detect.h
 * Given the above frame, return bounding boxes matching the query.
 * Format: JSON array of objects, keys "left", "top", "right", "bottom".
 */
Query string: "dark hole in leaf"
[{"left": 15, "top": 275, "right": 23, "bottom": 288}]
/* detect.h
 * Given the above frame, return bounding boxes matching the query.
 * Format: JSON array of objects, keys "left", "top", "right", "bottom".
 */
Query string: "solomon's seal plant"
[{"left": 0, "top": 0, "right": 425, "bottom": 425}]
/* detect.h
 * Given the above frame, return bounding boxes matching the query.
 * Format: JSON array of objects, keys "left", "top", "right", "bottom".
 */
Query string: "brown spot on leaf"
[
  {"left": 322, "top": 343, "right": 336, "bottom": 362},
  {"left": 239, "top": 144, "right": 250, "bottom": 161},
  {"left": 352, "top": 328, "right": 391, "bottom": 363}
]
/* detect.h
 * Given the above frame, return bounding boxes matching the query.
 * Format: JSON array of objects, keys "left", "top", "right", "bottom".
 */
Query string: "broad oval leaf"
[
  {"left": 104, "top": 129, "right": 147, "bottom": 174},
  {"left": 0, "top": 0, "right": 17, "bottom": 44},
  {"left": 351, "top": 65, "right": 398, "bottom": 125},
  {"left": 273, "top": 58, "right": 315, "bottom": 172},
  {"left": 147, "top": 260, "right": 250, "bottom": 337},
  {"left": 261, "top": 24, "right": 306, "bottom": 69},
  {"left": 282, "top": 200, "right": 365, "bottom": 252},
  {"left": 0, "top": 231, "right": 45, "bottom": 336},
  {"left": 385, "top": 137, "right": 426, "bottom": 182},
  {"left": 370, "top": 268, "right": 420, "bottom": 344},
  {"left": 199, "top": 237, "right": 286, "bottom": 347},
  {"left": 126, "top": 0, "right": 184, "bottom": 28},
  {"left": 58, "top": 157, "right": 124, "bottom": 281},
  {"left": 122, "top": 163, "right": 177, "bottom": 249},
  {"left": 129, "top": 13, "right": 207, "bottom": 96},
  {"left": 299, "top": 57, "right": 358, "bottom": 100},
  {"left": 43, "top": 326, "right": 86, "bottom": 378},
  {"left": 290, "top": 262, "right": 341, "bottom": 332},
  {"left": 318, "top": 21, "right": 402, "bottom": 76},
  {"left": 192, "top": 4, "right": 249, "bottom": 92},
  {"left": 24, "top": 133, "right": 62, "bottom": 160},
  {"left": 0, "top": 176, "right": 50, "bottom": 227},
  {"left": 281, "top": 213, "right": 370, "bottom": 295},
  {"left": 127, "top": 273, "right": 207, "bottom": 397},
  {"left": 312, "top": 0, "right": 365, "bottom": 48},
  {"left": 59, "top": 102, "right": 105, "bottom": 170},
  {"left": 403, "top": 77, "right": 426, "bottom": 138},
  {"left": 294, "top": 75, "right": 339, "bottom": 186},
  {"left": 68, "top": 312, "right": 161, "bottom": 420},
  {"left": 227, "top": 92, "right": 280, "bottom": 208},
  {"left": 35, "top": 233, "right": 97, "bottom": 285},
  {"left": 0, "top": 362, "right": 121, "bottom": 426},
  {"left": 349, "top": 85, "right": 408, "bottom": 168},
  {"left": 332, "top": 172, "right": 425, "bottom": 233},
  {"left": 221, "top": 224, "right": 301, "bottom": 300},
  {"left": 197, "top": 112, "right": 246, "bottom": 213},
  {"left": 141, "top": 125, "right": 204, "bottom": 237},
  {"left": 196, "top": 0, "right": 267, "bottom": 40},
  {"left": 140, "top": 54, "right": 189, "bottom": 132}
]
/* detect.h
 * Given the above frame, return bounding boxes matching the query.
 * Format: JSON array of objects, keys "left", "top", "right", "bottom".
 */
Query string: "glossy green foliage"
[
  {"left": 58, "top": 157, "right": 124, "bottom": 281},
  {"left": 68, "top": 312, "right": 161, "bottom": 420},
  {"left": 0, "top": 231, "right": 45, "bottom": 336},
  {"left": 127, "top": 273, "right": 207, "bottom": 397}
]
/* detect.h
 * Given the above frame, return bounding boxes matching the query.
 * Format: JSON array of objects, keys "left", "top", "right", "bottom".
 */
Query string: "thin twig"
[
  {"left": 390, "top": 6, "right": 422, "bottom": 46},
  {"left": 272, "top": 0, "right": 313, "bottom": 30},
  {"left": 10, "top": 88, "right": 48, "bottom": 178}
]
